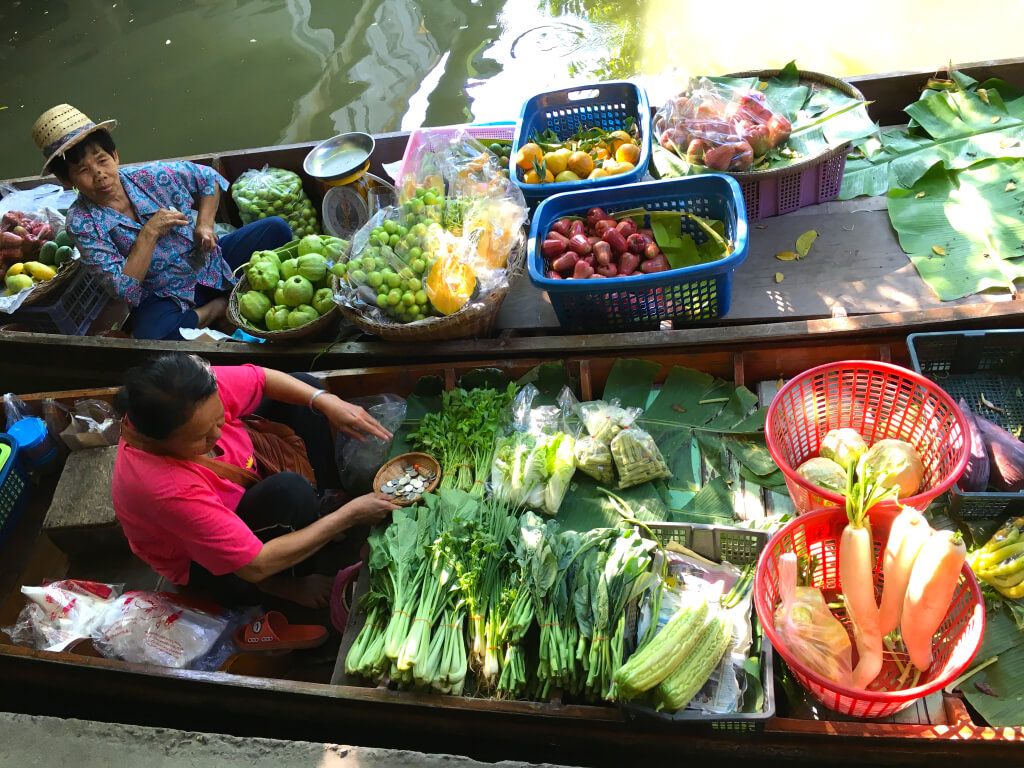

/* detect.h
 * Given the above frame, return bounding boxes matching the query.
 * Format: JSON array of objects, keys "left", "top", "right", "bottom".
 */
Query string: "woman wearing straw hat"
[{"left": 32, "top": 104, "right": 293, "bottom": 340}]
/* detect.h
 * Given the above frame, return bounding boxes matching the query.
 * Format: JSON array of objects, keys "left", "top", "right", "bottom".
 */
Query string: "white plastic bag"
[
  {"left": 2, "top": 579, "right": 122, "bottom": 652},
  {"left": 335, "top": 394, "right": 407, "bottom": 495},
  {"left": 93, "top": 591, "right": 229, "bottom": 669}
]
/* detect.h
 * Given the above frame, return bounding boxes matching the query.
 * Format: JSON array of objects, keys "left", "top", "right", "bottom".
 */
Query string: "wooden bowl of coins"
[{"left": 374, "top": 452, "right": 441, "bottom": 506}]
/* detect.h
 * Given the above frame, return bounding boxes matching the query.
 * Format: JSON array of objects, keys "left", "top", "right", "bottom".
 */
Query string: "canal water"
[{"left": 2, "top": 0, "right": 1020, "bottom": 179}]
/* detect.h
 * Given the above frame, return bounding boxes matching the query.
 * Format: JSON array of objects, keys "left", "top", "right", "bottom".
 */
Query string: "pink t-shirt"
[{"left": 112, "top": 365, "right": 267, "bottom": 585}]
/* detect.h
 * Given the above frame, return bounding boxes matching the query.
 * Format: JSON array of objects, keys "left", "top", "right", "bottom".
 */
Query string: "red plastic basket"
[
  {"left": 754, "top": 505, "right": 984, "bottom": 718},
  {"left": 765, "top": 360, "right": 969, "bottom": 515}
]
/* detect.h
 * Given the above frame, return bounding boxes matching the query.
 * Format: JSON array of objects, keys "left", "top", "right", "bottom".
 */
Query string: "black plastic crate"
[
  {"left": 10, "top": 264, "right": 108, "bottom": 335},
  {"left": 908, "top": 329, "right": 1024, "bottom": 519}
]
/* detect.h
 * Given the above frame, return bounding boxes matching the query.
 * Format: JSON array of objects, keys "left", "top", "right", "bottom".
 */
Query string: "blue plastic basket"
[
  {"left": 0, "top": 433, "right": 30, "bottom": 551},
  {"left": 527, "top": 175, "right": 748, "bottom": 332},
  {"left": 510, "top": 81, "right": 651, "bottom": 206}
]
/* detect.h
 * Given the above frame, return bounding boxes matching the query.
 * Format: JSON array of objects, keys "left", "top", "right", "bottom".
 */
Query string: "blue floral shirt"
[{"left": 66, "top": 161, "right": 234, "bottom": 308}]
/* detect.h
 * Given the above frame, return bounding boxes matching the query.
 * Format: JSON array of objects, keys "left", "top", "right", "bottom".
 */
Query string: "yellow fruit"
[
  {"left": 514, "top": 143, "right": 543, "bottom": 170},
  {"left": 604, "top": 160, "right": 635, "bottom": 176},
  {"left": 616, "top": 143, "right": 641, "bottom": 165},
  {"left": 23, "top": 261, "right": 56, "bottom": 281},
  {"left": 608, "top": 130, "right": 633, "bottom": 152},
  {"left": 554, "top": 170, "right": 580, "bottom": 183},
  {"left": 543, "top": 150, "right": 568, "bottom": 176},
  {"left": 6, "top": 262, "right": 25, "bottom": 276},
  {"left": 588, "top": 168, "right": 609, "bottom": 179},
  {"left": 425, "top": 257, "right": 476, "bottom": 315},
  {"left": 567, "top": 151, "right": 594, "bottom": 178},
  {"left": 524, "top": 167, "right": 554, "bottom": 184}
]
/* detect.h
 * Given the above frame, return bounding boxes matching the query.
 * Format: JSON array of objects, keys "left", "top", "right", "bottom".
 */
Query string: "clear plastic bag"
[
  {"left": 337, "top": 129, "right": 526, "bottom": 327},
  {"left": 574, "top": 435, "right": 615, "bottom": 485},
  {"left": 3, "top": 392, "right": 32, "bottom": 430},
  {"left": 230, "top": 165, "right": 319, "bottom": 237},
  {"left": 610, "top": 427, "right": 670, "bottom": 489},
  {"left": 490, "top": 384, "right": 578, "bottom": 516},
  {"left": 58, "top": 398, "right": 120, "bottom": 450},
  {"left": 654, "top": 78, "right": 793, "bottom": 171},
  {"left": 92, "top": 591, "right": 230, "bottom": 670},
  {"left": 2, "top": 579, "right": 122, "bottom": 652},
  {"left": 578, "top": 400, "right": 642, "bottom": 445},
  {"left": 773, "top": 552, "right": 854, "bottom": 687},
  {"left": 335, "top": 394, "right": 407, "bottom": 495}
]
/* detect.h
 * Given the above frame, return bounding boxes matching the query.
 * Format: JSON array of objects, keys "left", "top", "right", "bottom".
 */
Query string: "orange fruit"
[
  {"left": 588, "top": 167, "right": 609, "bottom": 179},
  {"left": 615, "top": 143, "right": 641, "bottom": 165},
  {"left": 567, "top": 151, "right": 594, "bottom": 178},
  {"left": 594, "top": 146, "right": 610, "bottom": 161},
  {"left": 524, "top": 167, "right": 554, "bottom": 184},
  {"left": 515, "top": 143, "right": 543, "bottom": 170},
  {"left": 608, "top": 130, "right": 633, "bottom": 151}
]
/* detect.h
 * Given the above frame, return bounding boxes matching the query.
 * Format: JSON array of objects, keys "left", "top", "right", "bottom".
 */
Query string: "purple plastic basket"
[{"left": 737, "top": 152, "right": 848, "bottom": 220}]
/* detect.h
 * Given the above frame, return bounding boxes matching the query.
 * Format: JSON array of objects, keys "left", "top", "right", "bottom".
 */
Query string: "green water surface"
[{"left": 2, "top": 0, "right": 1020, "bottom": 179}]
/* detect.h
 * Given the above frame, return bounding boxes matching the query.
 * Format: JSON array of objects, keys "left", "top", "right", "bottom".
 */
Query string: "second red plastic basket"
[
  {"left": 765, "top": 360, "right": 969, "bottom": 515},
  {"left": 754, "top": 505, "right": 984, "bottom": 718}
]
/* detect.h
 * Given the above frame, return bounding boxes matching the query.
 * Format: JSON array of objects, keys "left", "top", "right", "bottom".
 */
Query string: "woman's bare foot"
[
  {"left": 194, "top": 296, "right": 228, "bottom": 328},
  {"left": 256, "top": 574, "right": 335, "bottom": 609}
]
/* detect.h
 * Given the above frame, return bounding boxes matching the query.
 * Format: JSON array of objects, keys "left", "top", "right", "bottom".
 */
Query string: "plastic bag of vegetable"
[
  {"left": 957, "top": 399, "right": 991, "bottom": 492},
  {"left": 574, "top": 435, "right": 615, "bottom": 485},
  {"left": 773, "top": 552, "right": 854, "bottom": 687},
  {"left": 230, "top": 165, "right": 320, "bottom": 238},
  {"left": 576, "top": 399, "right": 642, "bottom": 446},
  {"left": 489, "top": 384, "right": 577, "bottom": 516},
  {"left": 610, "top": 427, "right": 670, "bottom": 489},
  {"left": 974, "top": 414, "right": 1024, "bottom": 492}
]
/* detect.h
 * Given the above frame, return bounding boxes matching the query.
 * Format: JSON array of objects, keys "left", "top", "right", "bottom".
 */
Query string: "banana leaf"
[
  {"left": 840, "top": 75, "right": 1024, "bottom": 199},
  {"left": 887, "top": 158, "right": 1024, "bottom": 300},
  {"left": 960, "top": 604, "right": 1024, "bottom": 727}
]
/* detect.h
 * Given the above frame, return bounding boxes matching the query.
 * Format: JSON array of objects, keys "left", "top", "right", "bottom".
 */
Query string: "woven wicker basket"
[
  {"left": 19, "top": 258, "right": 83, "bottom": 306},
  {"left": 335, "top": 229, "right": 525, "bottom": 342},
  {"left": 227, "top": 271, "right": 339, "bottom": 341}
]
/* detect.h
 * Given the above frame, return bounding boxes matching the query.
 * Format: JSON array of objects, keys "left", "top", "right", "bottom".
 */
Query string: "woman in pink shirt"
[{"left": 112, "top": 353, "right": 398, "bottom": 607}]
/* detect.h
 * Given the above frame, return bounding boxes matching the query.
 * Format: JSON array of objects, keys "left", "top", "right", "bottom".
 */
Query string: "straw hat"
[{"left": 33, "top": 104, "right": 117, "bottom": 177}]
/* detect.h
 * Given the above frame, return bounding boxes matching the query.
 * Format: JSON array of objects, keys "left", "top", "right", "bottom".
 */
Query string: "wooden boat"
[
  {"left": 0, "top": 333, "right": 1020, "bottom": 765},
  {"left": 3, "top": 57, "right": 1024, "bottom": 391}
]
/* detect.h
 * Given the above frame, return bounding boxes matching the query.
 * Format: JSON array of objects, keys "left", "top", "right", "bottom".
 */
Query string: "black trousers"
[{"left": 185, "top": 373, "right": 347, "bottom": 605}]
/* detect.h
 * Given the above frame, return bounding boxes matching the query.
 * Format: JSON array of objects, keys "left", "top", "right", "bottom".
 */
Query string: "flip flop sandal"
[
  {"left": 330, "top": 561, "right": 363, "bottom": 633},
  {"left": 232, "top": 610, "right": 328, "bottom": 652}
]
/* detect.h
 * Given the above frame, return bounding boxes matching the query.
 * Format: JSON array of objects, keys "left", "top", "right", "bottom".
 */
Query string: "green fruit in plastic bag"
[
  {"left": 282, "top": 275, "right": 314, "bottom": 308},
  {"left": 297, "top": 234, "right": 325, "bottom": 257},
  {"left": 312, "top": 287, "right": 334, "bottom": 316},
  {"left": 331, "top": 261, "right": 347, "bottom": 279},
  {"left": 265, "top": 304, "right": 290, "bottom": 331},
  {"left": 287, "top": 304, "right": 319, "bottom": 328},
  {"left": 239, "top": 290, "right": 272, "bottom": 323},
  {"left": 279, "top": 257, "right": 299, "bottom": 280},
  {"left": 296, "top": 253, "right": 327, "bottom": 283}
]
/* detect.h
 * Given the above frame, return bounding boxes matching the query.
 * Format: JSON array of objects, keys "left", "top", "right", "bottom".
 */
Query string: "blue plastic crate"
[
  {"left": 0, "top": 433, "right": 30, "bottom": 551},
  {"left": 511, "top": 81, "right": 651, "bottom": 206},
  {"left": 528, "top": 175, "right": 748, "bottom": 332}
]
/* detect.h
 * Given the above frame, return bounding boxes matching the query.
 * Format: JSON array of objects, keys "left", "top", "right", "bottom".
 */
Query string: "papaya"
[{"left": 425, "top": 256, "right": 475, "bottom": 315}]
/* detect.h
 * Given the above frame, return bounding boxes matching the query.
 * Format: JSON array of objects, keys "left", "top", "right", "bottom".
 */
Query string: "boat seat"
[{"left": 43, "top": 445, "right": 127, "bottom": 556}]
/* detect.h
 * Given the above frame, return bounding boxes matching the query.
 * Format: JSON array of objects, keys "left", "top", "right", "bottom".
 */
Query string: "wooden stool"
[{"left": 43, "top": 446, "right": 126, "bottom": 555}]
